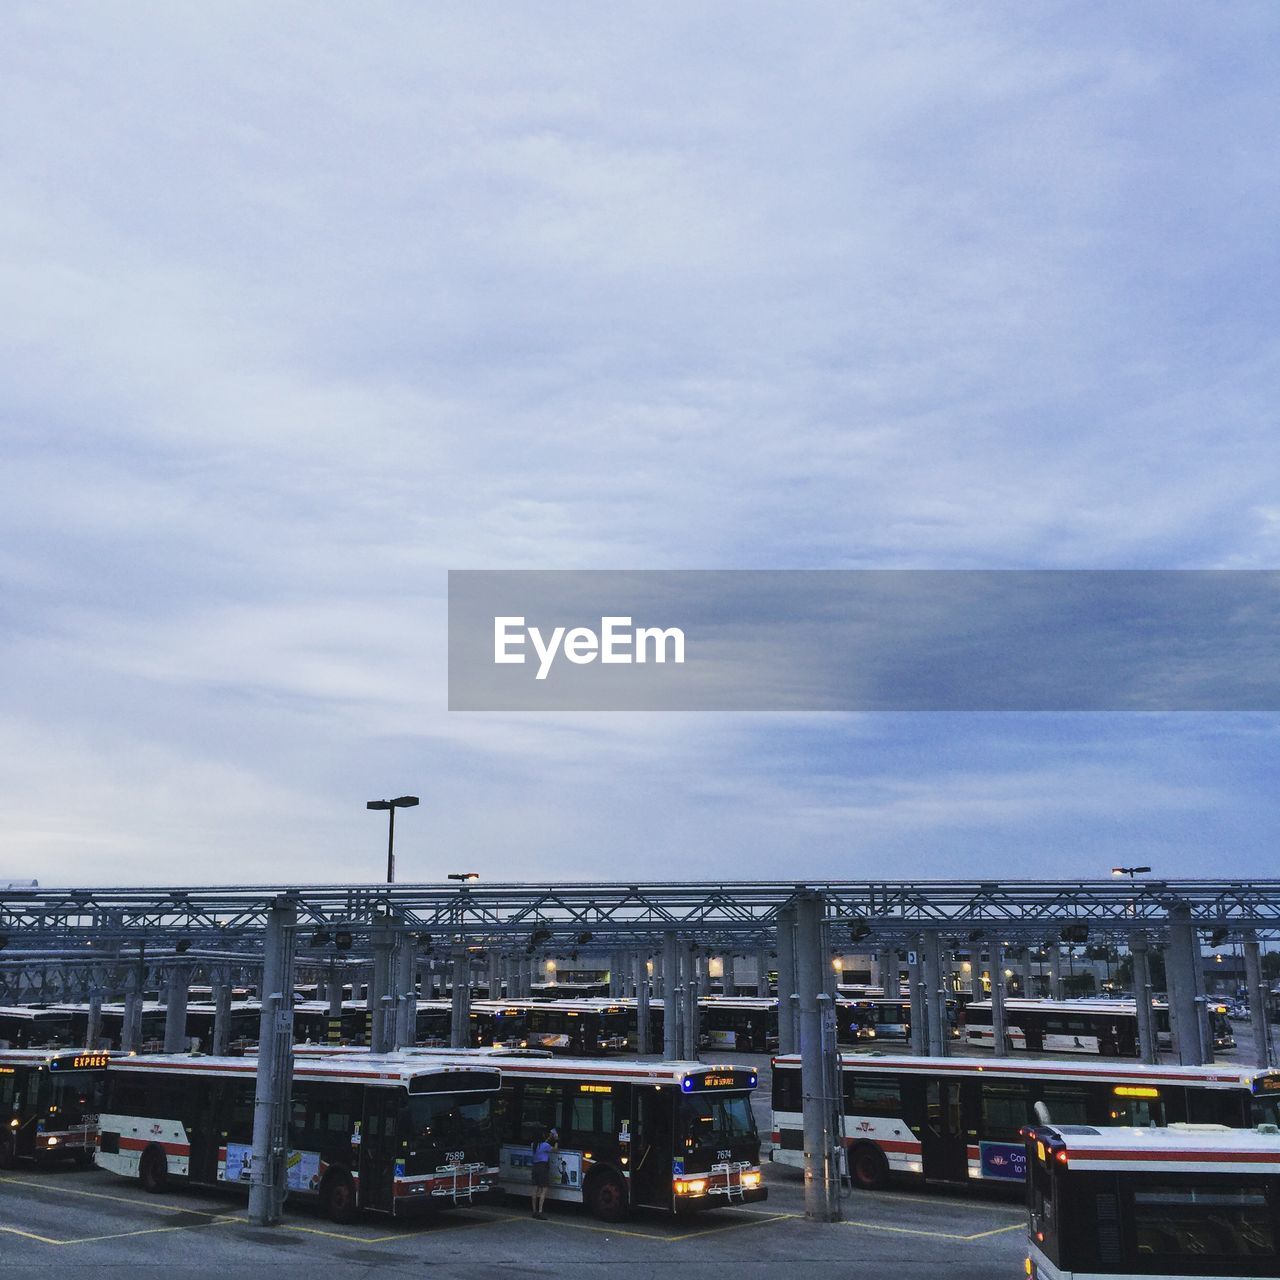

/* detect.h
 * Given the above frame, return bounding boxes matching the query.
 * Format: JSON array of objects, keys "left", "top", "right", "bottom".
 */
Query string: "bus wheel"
[
  {"left": 848, "top": 1144, "right": 888, "bottom": 1191},
  {"left": 74, "top": 1149, "right": 95, "bottom": 1169},
  {"left": 0, "top": 1135, "right": 15, "bottom": 1171},
  {"left": 584, "top": 1168, "right": 629, "bottom": 1222},
  {"left": 139, "top": 1146, "right": 169, "bottom": 1194},
  {"left": 320, "top": 1170, "right": 358, "bottom": 1224}
]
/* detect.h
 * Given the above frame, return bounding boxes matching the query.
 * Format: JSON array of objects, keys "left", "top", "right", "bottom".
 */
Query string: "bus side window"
[
  {"left": 979, "top": 1082, "right": 1031, "bottom": 1142},
  {"left": 773, "top": 1070, "right": 801, "bottom": 1113},
  {"left": 842, "top": 1074, "right": 901, "bottom": 1117},
  {"left": 1039, "top": 1085, "right": 1089, "bottom": 1126},
  {"left": 0, "top": 1073, "right": 13, "bottom": 1109},
  {"left": 520, "top": 1083, "right": 566, "bottom": 1143},
  {"left": 1186, "top": 1090, "right": 1243, "bottom": 1127}
]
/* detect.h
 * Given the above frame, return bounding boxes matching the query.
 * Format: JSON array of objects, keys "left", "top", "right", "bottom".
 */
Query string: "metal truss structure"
[{"left": 3, "top": 880, "right": 1279, "bottom": 960}]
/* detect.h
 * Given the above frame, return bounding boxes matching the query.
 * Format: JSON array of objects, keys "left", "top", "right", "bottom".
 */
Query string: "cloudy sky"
[{"left": 2, "top": 3, "right": 1278, "bottom": 887}]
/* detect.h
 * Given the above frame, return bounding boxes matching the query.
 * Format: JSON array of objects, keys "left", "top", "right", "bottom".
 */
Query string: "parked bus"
[
  {"left": 96, "top": 1053, "right": 503, "bottom": 1221},
  {"left": 501, "top": 1001, "right": 630, "bottom": 1055},
  {"left": 0, "top": 1049, "right": 110, "bottom": 1167},
  {"left": 699, "top": 999, "right": 777, "bottom": 1053},
  {"left": 0, "top": 1007, "right": 79, "bottom": 1050},
  {"left": 967, "top": 998, "right": 1236, "bottom": 1056},
  {"left": 1025, "top": 1123, "right": 1280, "bottom": 1279},
  {"left": 529, "top": 981, "right": 610, "bottom": 1001},
  {"left": 771, "top": 1052, "right": 1280, "bottom": 1192},
  {"left": 485, "top": 1055, "right": 766, "bottom": 1220}
]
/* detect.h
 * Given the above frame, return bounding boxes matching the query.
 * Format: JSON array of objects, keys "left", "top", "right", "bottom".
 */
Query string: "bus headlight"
[
  {"left": 741, "top": 1171, "right": 762, "bottom": 1188},
  {"left": 46, "top": 1136, "right": 60, "bottom": 1146},
  {"left": 674, "top": 1178, "right": 707, "bottom": 1195}
]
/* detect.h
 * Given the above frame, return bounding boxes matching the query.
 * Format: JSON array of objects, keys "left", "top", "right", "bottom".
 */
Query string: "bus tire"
[
  {"left": 584, "top": 1168, "right": 629, "bottom": 1221},
  {"left": 848, "top": 1143, "right": 889, "bottom": 1191},
  {"left": 0, "top": 1135, "right": 15, "bottom": 1171},
  {"left": 74, "top": 1148, "right": 95, "bottom": 1169},
  {"left": 139, "top": 1146, "right": 169, "bottom": 1193},
  {"left": 320, "top": 1169, "right": 358, "bottom": 1224}
]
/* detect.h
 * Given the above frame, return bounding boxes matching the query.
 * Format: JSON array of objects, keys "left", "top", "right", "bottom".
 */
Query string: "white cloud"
[{"left": 1, "top": 3, "right": 1277, "bottom": 884}]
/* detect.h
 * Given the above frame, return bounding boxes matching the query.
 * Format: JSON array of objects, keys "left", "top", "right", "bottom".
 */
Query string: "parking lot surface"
[{"left": 0, "top": 1159, "right": 1027, "bottom": 1280}]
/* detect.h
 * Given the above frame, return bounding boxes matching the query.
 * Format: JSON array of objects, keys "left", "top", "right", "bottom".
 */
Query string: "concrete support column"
[
  {"left": 776, "top": 906, "right": 798, "bottom": 1056},
  {"left": 1166, "top": 907, "right": 1207, "bottom": 1066},
  {"left": 122, "top": 977, "right": 143, "bottom": 1054},
  {"left": 877, "top": 947, "right": 899, "bottom": 995},
  {"left": 636, "top": 952, "right": 651, "bottom": 1055},
  {"left": 450, "top": 949, "right": 471, "bottom": 1048},
  {"left": 1244, "top": 933, "right": 1272, "bottom": 1068},
  {"left": 86, "top": 991, "right": 104, "bottom": 1050},
  {"left": 652, "top": 951, "right": 664, "bottom": 1001},
  {"left": 248, "top": 899, "right": 297, "bottom": 1227},
  {"left": 488, "top": 951, "right": 502, "bottom": 999},
  {"left": 395, "top": 937, "right": 417, "bottom": 1049},
  {"left": 1129, "top": 933, "right": 1157, "bottom": 1064},
  {"left": 922, "top": 931, "right": 947, "bottom": 1057},
  {"left": 662, "top": 933, "right": 681, "bottom": 1060},
  {"left": 756, "top": 949, "right": 770, "bottom": 997},
  {"left": 990, "top": 942, "right": 1006, "bottom": 1055},
  {"left": 163, "top": 965, "right": 192, "bottom": 1055},
  {"left": 1191, "top": 931, "right": 1214, "bottom": 1065},
  {"left": 369, "top": 931, "right": 394, "bottom": 1053},
  {"left": 796, "top": 892, "right": 840, "bottom": 1222},
  {"left": 1022, "top": 949, "right": 1036, "bottom": 999},
  {"left": 909, "top": 939, "right": 927, "bottom": 1056},
  {"left": 682, "top": 943, "right": 700, "bottom": 1060},
  {"left": 1048, "top": 947, "right": 1063, "bottom": 1001},
  {"left": 212, "top": 978, "right": 233, "bottom": 1056}
]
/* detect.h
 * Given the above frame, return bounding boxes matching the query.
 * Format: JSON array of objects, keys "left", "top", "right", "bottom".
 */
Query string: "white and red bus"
[
  {"left": 0, "top": 1049, "right": 110, "bottom": 1167},
  {"left": 481, "top": 1054, "right": 766, "bottom": 1220},
  {"left": 1025, "top": 1123, "right": 1280, "bottom": 1278},
  {"left": 96, "top": 1054, "right": 502, "bottom": 1221},
  {"left": 771, "top": 1053, "right": 1280, "bottom": 1192},
  {"left": 965, "top": 997, "right": 1237, "bottom": 1057},
  {"left": 297, "top": 1047, "right": 768, "bottom": 1221}
]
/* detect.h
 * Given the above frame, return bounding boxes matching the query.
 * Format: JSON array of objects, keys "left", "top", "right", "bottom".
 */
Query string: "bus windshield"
[
  {"left": 45, "top": 1071, "right": 103, "bottom": 1122},
  {"left": 406, "top": 1091, "right": 495, "bottom": 1147},
  {"left": 678, "top": 1092, "right": 757, "bottom": 1149}
]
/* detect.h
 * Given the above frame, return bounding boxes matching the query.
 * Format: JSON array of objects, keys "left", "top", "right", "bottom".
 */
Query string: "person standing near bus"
[{"left": 530, "top": 1126, "right": 556, "bottom": 1219}]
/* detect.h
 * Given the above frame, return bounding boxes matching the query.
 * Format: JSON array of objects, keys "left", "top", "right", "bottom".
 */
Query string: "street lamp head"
[
  {"left": 448, "top": 872, "right": 480, "bottom": 882},
  {"left": 367, "top": 800, "right": 391, "bottom": 811},
  {"left": 392, "top": 796, "right": 419, "bottom": 808}
]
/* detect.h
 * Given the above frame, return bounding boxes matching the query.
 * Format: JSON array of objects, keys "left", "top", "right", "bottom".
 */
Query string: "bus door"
[
  {"left": 921, "top": 1080, "right": 968, "bottom": 1182},
  {"left": 359, "top": 1089, "right": 401, "bottom": 1212},
  {"left": 631, "top": 1086, "right": 673, "bottom": 1209}
]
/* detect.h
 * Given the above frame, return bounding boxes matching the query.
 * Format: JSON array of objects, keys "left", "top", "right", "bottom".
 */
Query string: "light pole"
[{"left": 366, "top": 796, "right": 419, "bottom": 883}]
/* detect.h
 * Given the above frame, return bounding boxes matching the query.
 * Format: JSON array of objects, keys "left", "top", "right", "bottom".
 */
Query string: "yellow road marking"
[
  {"left": 282, "top": 1211, "right": 527, "bottom": 1244},
  {"left": 537, "top": 1209, "right": 793, "bottom": 1242},
  {"left": 839, "top": 1217, "right": 1024, "bottom": 1242},
  {"left": 0, "top": 1216, "right": 241, "bottom": 1247},
  {"left": 0, "top": 1174, "right": 234, "bottom": 1220},
  {"left": 846, "top": 1189, "right": 1023, "bottom": 1217}
]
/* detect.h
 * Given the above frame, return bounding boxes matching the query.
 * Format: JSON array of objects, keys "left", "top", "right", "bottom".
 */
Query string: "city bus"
[
  {"left": 96, "top": 1053, "right": 503, "bottom": 1221},
  {"left": 966, "top": 998, "right": 1236, "bottom": 1056},
  {"left": 486, "top": 1055, "right": 766, "bottom": 1220},
  {"left": 0, "top": 1006, "right": 79, "bottom": 1049},
  {"left": 699, "top": 998, "right": 777, "bottom": 1053},
  {"left": 498, "top": 1001, "right": 630, "bottom": 1055},
  {"left": 771, "top": 1053, "right": 1280, "bottom": 1192},
  {"left": 1025, "top": 1123, "right": 1280, "bottom": 1278},
  {"left": 0, "top": 1048, "right": 110, "bottom": 1167}
]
